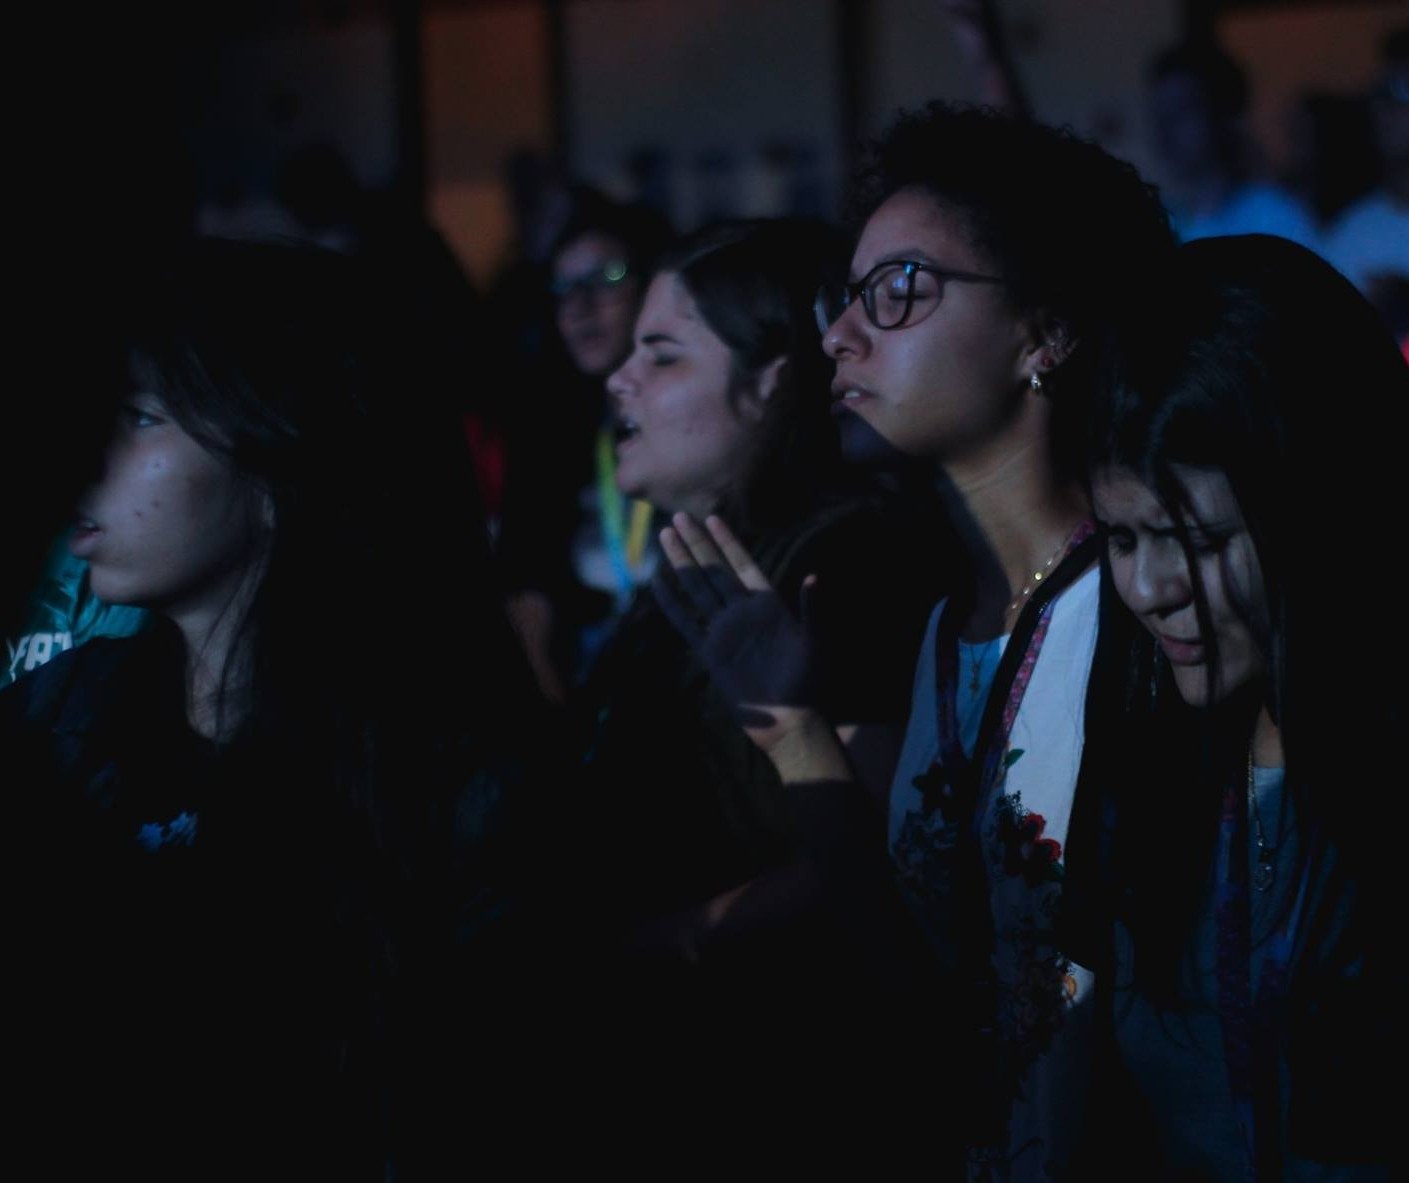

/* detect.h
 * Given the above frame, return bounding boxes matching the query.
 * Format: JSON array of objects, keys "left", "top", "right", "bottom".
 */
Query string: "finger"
[
  {"left": 798, "top": 573, "right": 821, "bottom": 637},
  {"left": 670, "top": 512, "right": 726, "bottom": 569},
  {"left": 658, "top": 527, "right": 728, "bottom": 614},
  {"left": 734, "top": 705, "right": 780, "bottom": 731},
  {"left": 659, "top": 524, "right": 696, "bottom": 571},
  {"left": 671, "top": 513, "right": 742, "bottom": 602},
  {"left": 650, "top": 567, "right": 706, "bottom": 647},
  {"left": 703, "top": 514, "right": 775, "bottom": 593}
]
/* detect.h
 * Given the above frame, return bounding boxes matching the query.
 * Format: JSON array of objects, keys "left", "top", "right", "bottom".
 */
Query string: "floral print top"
[{"left": 888, "top": 566, "right": 1101, "bottom": 1183}]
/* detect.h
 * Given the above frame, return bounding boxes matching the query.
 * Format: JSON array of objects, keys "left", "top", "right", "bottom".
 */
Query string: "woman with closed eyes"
[
  {"left": 656, "top": 102, "right": 1175, "bottom": 1179},
  {"left": 560, "top": 217, "right": 949, "bottom": 1095}
]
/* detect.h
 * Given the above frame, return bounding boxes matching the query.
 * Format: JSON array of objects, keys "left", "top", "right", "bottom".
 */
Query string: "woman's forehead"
[{"left": 852, "top": 188, "right": 985, "bottom": 274}]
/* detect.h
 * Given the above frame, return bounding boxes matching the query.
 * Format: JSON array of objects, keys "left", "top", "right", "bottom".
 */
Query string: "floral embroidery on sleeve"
[{"left": 988, "top": 779, "right": 1075, "bottom": 1082}]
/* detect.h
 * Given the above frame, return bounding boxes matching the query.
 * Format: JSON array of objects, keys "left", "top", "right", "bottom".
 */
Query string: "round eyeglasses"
[{"left": 814, "top": 260, "right": 1005, "bottom": 334}]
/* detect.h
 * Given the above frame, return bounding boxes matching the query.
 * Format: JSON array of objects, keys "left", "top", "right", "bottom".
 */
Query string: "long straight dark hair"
[
  {"left": 120, "top": 238, "right": 540, "bottom": 981},
  {"left": 1085, "top": 234, "right": 1409, "bottom": 1002}
]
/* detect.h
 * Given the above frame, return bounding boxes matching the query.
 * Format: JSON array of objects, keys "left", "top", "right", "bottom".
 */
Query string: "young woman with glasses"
[
  {"left": 496, "top": 189, "right": 674, "bottom": 702},
  {"left": 654, "top": 103, "right": 1175, "bottom": 1178}
]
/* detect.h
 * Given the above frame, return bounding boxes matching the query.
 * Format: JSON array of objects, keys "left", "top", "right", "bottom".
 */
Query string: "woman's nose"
[
  {"left": 1126, "top": 546, "right": 1191, "bottom": 617},
  {"left": 605, "top": 358, "right": 633, "bottom": 399},
  {"left": 822, "top": 300, "right": 870, "bottom": 361}
]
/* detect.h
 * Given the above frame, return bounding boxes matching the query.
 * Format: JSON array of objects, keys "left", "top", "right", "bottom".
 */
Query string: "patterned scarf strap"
[{"left": 933, "top": 521, "right": 1100, "bottom": 822}]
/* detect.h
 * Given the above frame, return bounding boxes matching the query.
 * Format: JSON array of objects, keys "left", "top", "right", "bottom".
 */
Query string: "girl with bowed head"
[{"left": 1078, "top": 234, "right": 1406, "bottom": 1179}]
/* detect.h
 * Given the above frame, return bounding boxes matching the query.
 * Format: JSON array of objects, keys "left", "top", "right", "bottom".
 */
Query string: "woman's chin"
[{"left": 615, "top": 468, "right": 648, "bottom": 502}]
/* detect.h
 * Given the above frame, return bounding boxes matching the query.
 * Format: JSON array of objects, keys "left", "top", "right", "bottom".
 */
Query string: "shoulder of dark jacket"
[{"left": 0, "top": 633, "right": 151, "bottom": 738}]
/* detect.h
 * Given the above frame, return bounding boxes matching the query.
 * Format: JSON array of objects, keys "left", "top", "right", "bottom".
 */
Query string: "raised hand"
[{"left": 652, "top": 513, "right": 821, "bottom": 742}]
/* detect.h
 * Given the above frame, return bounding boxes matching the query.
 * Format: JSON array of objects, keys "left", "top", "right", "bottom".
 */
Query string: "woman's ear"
[
  {"left": 1020, "top": 314, "right": 1077, "bottom": 389},
  {"left": 745, "top": 356, "right": 788, "bottom": 420}
]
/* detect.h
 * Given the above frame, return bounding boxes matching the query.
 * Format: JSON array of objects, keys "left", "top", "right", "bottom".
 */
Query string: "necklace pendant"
[{"left": 1253, "top": 853, "right": 1276, "bottom": 893}]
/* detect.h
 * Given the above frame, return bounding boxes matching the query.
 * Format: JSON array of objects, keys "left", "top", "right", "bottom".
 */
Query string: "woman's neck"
[
  {"left": 1252, "top": 703, "right": 1284, "bottom": 768},
  {"left": 935, "top": 430, "right": 1090, "bottom": 641},
  {"left": 170, "top": 593, "right": 256, "bottom": 742}
]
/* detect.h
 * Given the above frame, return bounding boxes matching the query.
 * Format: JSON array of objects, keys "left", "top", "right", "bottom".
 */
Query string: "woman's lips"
[
  {"left": 68, "top": 519, "right": 102, "bottom": 558},
  {"left": 830, "top": 388, "right": 876, "bottom": 416},
  {"left": 614, "top": 428, "right": 641, "bottom": 459},
  {"left": 1157, "top": 633, "right": 1205, "bottom": 665},
  {"left": 612, "top": 415, "right": 638, "bottom": 441}
]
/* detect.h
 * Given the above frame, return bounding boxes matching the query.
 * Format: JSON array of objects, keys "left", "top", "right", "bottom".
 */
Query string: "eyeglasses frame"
[
  {"left": 814, "top": 259, "right": 1005, "bottom": 334},
  {"left": 551, "top": 259, "right": 633, "bottom": 302}
]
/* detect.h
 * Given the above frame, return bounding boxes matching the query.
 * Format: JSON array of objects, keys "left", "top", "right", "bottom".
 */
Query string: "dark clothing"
[
  {"left": 495, "top": 364, "right": 610, "bottom": 609},
  {"left": 563, "top": 492, "right": 952, "bottom": 1090},
  {"left": 495, "top": 364, "right": 660, "bottom": 683},
  {"left": 1065, "top": 645, "right": 1404, "bottom": 1179},
  {"left": 581, "top": 496, "right": 932, "bottom": 909},
  {"left": 1, "top": 629, "right": 528, "bottom": 1179}
]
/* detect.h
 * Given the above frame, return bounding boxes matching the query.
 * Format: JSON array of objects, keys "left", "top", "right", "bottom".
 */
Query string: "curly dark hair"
[
  {"left": 849, "top": 102, "right": 1175, "bottom": 480},
  {"left": 1079, "top": 239, "right": 1409, "bottom": 1132}
]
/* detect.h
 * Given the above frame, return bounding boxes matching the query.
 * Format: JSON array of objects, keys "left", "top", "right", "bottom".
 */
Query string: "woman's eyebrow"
[{"left": 848, "top": 250, "right": 940, "bottom": 281}]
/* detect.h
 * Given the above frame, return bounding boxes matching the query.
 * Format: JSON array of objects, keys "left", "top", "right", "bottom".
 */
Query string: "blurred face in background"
[
  {"left": 1149, "top": 71, "right": 1222, "bottom": 181},
  {"left": 605, "top": 272, "right": 768, "bottom": 518},
  {"left": 553, "top": 232, "right": 641, "bottom": 377}
]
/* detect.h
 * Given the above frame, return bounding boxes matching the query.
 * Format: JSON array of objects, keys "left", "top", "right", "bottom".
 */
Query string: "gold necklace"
[
  {"left": 1004, "top": 523, "right": 1082, "bottom": 622},
  {"left": 966, "top": 638, "right": 999, "bottom": 694},
  {"left": 1248, "top": 748, "right": 1276, "bottom": 893}
]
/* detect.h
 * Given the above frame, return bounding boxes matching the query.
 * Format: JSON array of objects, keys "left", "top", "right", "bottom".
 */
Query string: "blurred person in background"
[
  {"left": 1148, "top": 38, "right": 1321, "bottom": 252},
  {"left": 495, "top": 188, "right": 674, "bottom": 702},
  {"left": 1324, "top": 27, "right": 1409, "bottom": 346}
]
